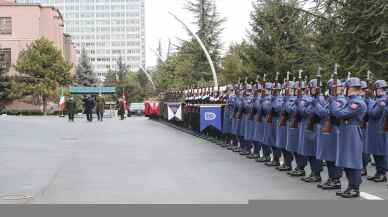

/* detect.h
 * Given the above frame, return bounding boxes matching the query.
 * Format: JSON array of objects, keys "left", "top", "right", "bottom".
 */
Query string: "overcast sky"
[{"left": 145, "top": 0, "right": 253, "bottom": 67}]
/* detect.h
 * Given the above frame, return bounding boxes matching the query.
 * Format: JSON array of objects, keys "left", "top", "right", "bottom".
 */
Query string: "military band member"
[{"left": 331, "top": 77, "right": 367, "bottom": 198}]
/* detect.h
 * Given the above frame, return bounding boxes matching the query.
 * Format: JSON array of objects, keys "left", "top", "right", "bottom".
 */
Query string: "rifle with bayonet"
[
  {"left": 322, "top": 64, "right": 339, "bottom": 134},
  {"left": 280, "top": 71, "right": 291, "bottom": 127},
  {"left": 307, "top": 67, "right": 322, "bottom": 131}
]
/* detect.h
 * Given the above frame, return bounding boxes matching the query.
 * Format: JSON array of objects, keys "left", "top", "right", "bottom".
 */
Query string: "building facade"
[
  {"left": 17, "top": 0, "right": 146, "bottom": 79},
  {"left": 0, "top": 0, "right": 77, "bottom": 75}
]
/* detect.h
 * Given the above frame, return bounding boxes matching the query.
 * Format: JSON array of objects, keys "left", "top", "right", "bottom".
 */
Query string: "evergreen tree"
[
  {"left": 185, "top": 0, "right": 226, "bottom": 80},
  {"left": 0, "top": 65, "right": 11, "bottom": 102},
  {"left": 76, "top": 48, "right": 97, "bottom": 87},
  {"left": 15, "top": 37, "right": 72, "bottom": 115}
]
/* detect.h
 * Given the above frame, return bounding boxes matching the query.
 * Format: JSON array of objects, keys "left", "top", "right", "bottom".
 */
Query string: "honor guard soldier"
[
  {"left": 235, "top": 84, "right": 247, "bottom": 153},
  {"left": 276, "top": 76, "right": 294, "bottom": 172},
  {"left": 254, "top": 81, "right": 272, "bottom": 162},
  {"left": 247, "top": 83, "right": 260, "bottom": 159},
  {"left": 287, "top": 72, "right": 308, "bottom": 177},
  {"left": 262, "top": 82, "right": 281, "bottom": 167},
  {"left": 331, "top": 77, "right": 367, "bottom": 198},
  {"left": 365, "top": 80, "right": 388, "bottom": 183},
  {"left": 229, "top": 84, "right": 243, "bottom": 151},
  {"left": 360, "top": 80, "right": 371, "bottom": 177},
  {"left": 297, "top": 77, "right": 323, "bottom": 183},
  {"left": 242, "top": 84, "right": 256, "bottom": 156},
  {"left": 266, "top": 76, "right": 283, "bottom": 167},
  {"left": 315, "top": 78, "right": 345, "bottom": 190},
  {"left": 220, "top": 85, "right": 234, "bottom": 148}
]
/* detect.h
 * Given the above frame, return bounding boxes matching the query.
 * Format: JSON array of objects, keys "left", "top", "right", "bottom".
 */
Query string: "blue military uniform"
[
  {"left": 239, "top": 85, "right": 254, "bottom": 155},
  {"left": 297, "top": 79, "right": 322, "bottom": 182},
  {"left": 276, "top": 82, "right": 294, "bottom": 171},
  {"left": 253, "top": 85, "right": 272, "bottom": 162},
  {"left": 286, "top": 81, "right": 308, "bottom": 177},
  {"left": 262, "top": 83, "right": 279, "bottom": 166},
  {"left": 331, "top": 77, "right": 367, "bottom": 198},
  {"left": 365, "top": 80, "right": 388, "bottom": 182},
  {"left": 221, "top": 85, "right": 235, "bottom": 148},
  {"left": 315, "top": 80, "right": 345, "bottom": 189}
]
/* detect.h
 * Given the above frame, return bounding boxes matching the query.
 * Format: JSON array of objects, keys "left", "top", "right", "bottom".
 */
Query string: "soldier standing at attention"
[
  {"left": 331, "top": 77, "right": 367, "bottom": 198},
  {"left": 262, "top": 82, "right": 280, "bottom": 167},
  {"left": 315, "top": 79, "right": 345, "bottom": 190},
  {"left": 66, "top": 96, "right": 77, "bottom": 122},
  {"left": 365, "top": 80, "right": 388, "bottom": 183},
  {"left": 221, "top": 85, "right": 234, "bottom": 148},
  {"left": 266, "top": 80, "right": 283, "bottom": 167},
  {"left": 96, "top": 94, "right": 106, "bottom": 122},
  {"left": 276, "top": 79, "right": 294, "bottom": 172},
  {"left": 297, "top": 78, "right": 322, "bottom": 183}
]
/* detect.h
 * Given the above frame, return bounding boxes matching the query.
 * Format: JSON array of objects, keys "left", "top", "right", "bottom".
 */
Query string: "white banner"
[{"left": 167, "top": 103, "right": 182, "bottom": 121}]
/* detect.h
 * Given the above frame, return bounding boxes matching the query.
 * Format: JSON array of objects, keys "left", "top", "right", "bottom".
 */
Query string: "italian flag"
[{"left": 59, "top": 88, "right": 65, "bottom": 111}]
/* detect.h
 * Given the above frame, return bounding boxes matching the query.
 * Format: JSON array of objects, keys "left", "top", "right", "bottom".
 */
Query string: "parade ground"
[{"left": 1, "top": 116, "right": 388, "bottom": 203}]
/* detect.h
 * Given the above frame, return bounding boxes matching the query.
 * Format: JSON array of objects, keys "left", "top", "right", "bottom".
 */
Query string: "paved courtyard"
[{"left": 0, "top": 116, "right": 387, "bottom": 203}]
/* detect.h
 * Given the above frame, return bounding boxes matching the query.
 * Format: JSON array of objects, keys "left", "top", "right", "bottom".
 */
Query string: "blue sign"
[
  {"left": 69, "top": 87, "right": 116, "bottom": 94},
  {"left": 200, "top": 105, "right": 222, "bottom": 132}
]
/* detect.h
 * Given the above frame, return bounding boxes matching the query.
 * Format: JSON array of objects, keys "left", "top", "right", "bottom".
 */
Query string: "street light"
[{"left": 168, "top": 11, "right": 219, "bottom": 87}]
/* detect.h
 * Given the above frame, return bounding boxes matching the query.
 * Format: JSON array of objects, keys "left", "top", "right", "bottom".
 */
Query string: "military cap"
[{"left": 374, "top": 80, "right": 388, "bottom": 89}]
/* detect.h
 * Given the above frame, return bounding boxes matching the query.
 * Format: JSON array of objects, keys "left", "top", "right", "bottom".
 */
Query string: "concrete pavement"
[{"left": 0, "top": 116, "right": 387, "bottom": 203}]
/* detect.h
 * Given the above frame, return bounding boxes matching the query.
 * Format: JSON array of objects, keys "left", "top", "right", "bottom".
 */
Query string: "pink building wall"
[{"left": 0, "top": 1, "right": 76, "bottom": 75}]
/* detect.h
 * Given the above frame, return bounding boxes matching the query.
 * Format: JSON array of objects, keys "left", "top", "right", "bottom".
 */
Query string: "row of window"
[
  {"left": 60, "top": 4, "right": 141, "bottom": 11},
  {"left": 65, "top": 19, "right": 140, "bottom": 26},
  {"left": 66, "top": 26, "right": 140, "bottom": 33},
  {"left": 71, "top": 34, "right": 141, "bottom": 40},
  {"left": 65, "top": 12, "right": 140, "bottom": 19}
]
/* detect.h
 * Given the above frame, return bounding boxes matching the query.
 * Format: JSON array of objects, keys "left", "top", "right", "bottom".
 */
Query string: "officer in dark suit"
[
  {"left": 66, "top": 96, "right": 77, "bottom": 122},
  {"left": 84, "top": 95, "right": 95, "bottom": 122},
  {"left": 96, "top": 94, "right": 105, "bottom": 122}
]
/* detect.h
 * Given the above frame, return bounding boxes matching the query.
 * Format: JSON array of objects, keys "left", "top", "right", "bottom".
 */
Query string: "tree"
[
  {"left": 76, "top": 48, "right": 97, "bottom": 87},
  {"left": 15, "top": 37, "right": 72, "bottom": 115},
  {"left": 221, "top": 42, "right": 256, "bottom": 83},
  {"left": 184, "top": 0, "right": 225, "bottom": 81},
  {"left": 0, "top": 66, "right": 11, "bottom": 103}
]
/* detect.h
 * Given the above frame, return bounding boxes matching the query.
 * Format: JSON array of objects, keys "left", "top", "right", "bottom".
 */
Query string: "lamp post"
[{"left": 169, "top": 11, "right": 219, "bottom": 87}]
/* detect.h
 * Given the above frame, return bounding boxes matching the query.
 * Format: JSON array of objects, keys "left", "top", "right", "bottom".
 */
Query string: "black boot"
[
  {"left": 288, "top": 169, "right": 306, "bottom": 177},
  {"left": 322, "top": 179, "right": 341, "bottom": 190},
  {"left": 277, "top": 165, "right": 293, "bottom": 172},
  {"left": 372, "top": 175, "right": 387, "bottom": 183},
  {"left": 301, "top": 175, "right": 322, "bottom": 183},
  {"left": 361, "top": 169, "right": 368, "bottom": 177},
  {"left": 256, "top": 156, "right": 271, "bottom": 163},
  {"left": 341, "top": 189, "right": 360, "bottom": 199},
  {"left": 336, "top": 187, "right": 351, "bottom": 197}
]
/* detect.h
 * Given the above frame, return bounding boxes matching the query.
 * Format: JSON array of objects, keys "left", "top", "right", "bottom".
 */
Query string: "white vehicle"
[{"left": 128, "top": 103, "right": 145, "bottom": 116}]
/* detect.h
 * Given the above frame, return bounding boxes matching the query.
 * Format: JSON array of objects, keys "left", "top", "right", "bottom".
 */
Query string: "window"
[
  {"left": 0, "top": 17, "right": 12, "bottom": 34},
  {"left": 0, "top": 48, "right": 11, "bottom": 72}
]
